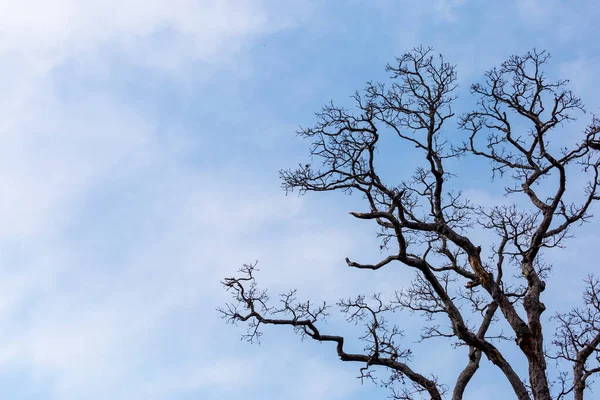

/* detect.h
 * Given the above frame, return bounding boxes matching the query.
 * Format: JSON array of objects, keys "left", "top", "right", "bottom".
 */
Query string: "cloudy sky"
[{"left": 1, "top": 0, "right": 599, "bottom": 399}]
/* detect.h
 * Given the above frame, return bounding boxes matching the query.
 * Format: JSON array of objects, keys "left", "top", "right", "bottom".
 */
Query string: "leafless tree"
[{"left": 219, "top": 47, "right": 600, "bottom": 400}]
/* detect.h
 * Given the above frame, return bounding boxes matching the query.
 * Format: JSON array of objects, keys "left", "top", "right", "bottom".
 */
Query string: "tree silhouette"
[{"left": 219, "top": 47, "right": 600, "bottom": 400}]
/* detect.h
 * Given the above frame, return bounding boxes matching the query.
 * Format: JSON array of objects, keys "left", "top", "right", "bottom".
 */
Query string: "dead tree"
[{"left": 219, "top": 47, "right": 600, "bottom": 400}]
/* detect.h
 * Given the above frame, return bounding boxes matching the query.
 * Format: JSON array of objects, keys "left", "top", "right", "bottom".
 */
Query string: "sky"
[{"left": 0, "top": 0, "right": 599, "bottom": 399}]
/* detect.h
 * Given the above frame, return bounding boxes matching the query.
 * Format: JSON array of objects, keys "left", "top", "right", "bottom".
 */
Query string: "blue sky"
[{"left": 1, "top": 0, "right": 599, "bottom": 399}]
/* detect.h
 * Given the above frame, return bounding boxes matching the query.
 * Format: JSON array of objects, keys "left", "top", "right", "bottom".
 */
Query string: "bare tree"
[{"left": 219, "top": 47, "right": 600, "bottom": 399}]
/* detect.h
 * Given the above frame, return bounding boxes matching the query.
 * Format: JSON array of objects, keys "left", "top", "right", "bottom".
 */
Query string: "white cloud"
[
  {"left": 0, "top": 77, "right": 370, "bottom": 397},
  {"left": 0, "top": 0, "right": 275, "bottom": 68},
  {"left": 0, "top": 1, "right": 282, "bottom": 147},
  {"left": 0, "top": 1, "right": 336, "bottom": 398},
  {"left": 0, "top": 0, "right": 304, "bottom": 240}
]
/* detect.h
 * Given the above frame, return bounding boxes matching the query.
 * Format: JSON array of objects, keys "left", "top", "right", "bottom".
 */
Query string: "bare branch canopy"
[{"left": 220, "top": 47, "right": 600, "bottom": 400}]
